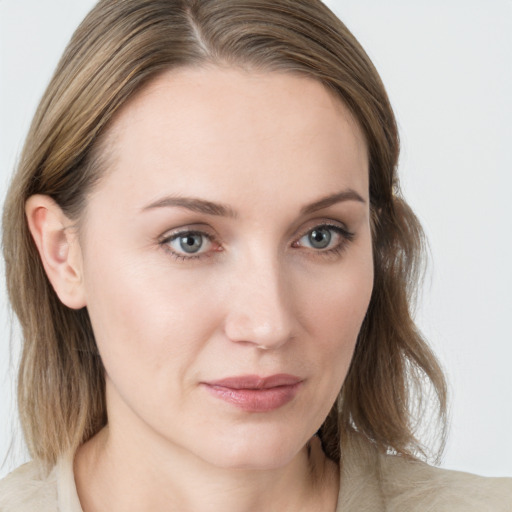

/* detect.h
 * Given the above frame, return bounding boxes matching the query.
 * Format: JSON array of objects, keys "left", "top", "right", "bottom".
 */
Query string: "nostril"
[{"left": 255, "top": 343, "right": 272, "bottom": 351}]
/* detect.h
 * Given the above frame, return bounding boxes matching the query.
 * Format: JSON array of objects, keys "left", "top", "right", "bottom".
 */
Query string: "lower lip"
[{"left": 203, "top": 383, "right": 301, "bottom": 412}]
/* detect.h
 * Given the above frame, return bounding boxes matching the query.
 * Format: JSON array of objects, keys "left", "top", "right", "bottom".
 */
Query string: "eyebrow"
[
  {"left": 142, "top": 188, "right": 365, "bottom": 218},
  {"left": 142, "top": 196, "right": 238, "bottom": 218},
  {"left": 300, "top": 189, "right": 366, "bottom": 214}
]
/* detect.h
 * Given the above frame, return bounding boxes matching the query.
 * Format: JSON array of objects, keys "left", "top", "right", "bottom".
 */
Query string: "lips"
[{"left": 202, "top": 374, "right": 303, "bottom": 412}]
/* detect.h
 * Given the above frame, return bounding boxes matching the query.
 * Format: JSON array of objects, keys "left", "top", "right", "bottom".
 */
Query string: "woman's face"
[{"left": 78, "top": 67, "right": 373, "bottom": 469}]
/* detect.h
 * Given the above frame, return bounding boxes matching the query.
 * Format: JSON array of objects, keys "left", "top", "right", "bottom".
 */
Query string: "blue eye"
[
  {"left": 294, "top": 224, "right": 354, "bottom": 255},
  {"left": 166, "top": 231, "right": 212, "bottom": 256},
  {"left": 306, "top": 227, "right": 333, "bottom": 249},
  {"left": 177, "top": 233, "right": 203, "bottom": 253}
]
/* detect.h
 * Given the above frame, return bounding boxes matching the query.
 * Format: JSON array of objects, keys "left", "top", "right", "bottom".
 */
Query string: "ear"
[{"left": 25, "top": 195, "right": 86, "bottom": 309}]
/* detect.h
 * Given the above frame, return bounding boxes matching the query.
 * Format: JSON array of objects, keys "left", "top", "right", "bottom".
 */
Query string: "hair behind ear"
[{"left": 4, "top": 188, "right": 106, "bottom": 467}]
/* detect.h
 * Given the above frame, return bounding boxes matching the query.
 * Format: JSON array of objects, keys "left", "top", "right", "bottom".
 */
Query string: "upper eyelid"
[
  {"left": 293, "top": 219, "right": 353, "bottom": 239},
  {"left": 159, "top": 225, "right": 217, "bottom": 242},
  {"left": 167, "top": 229, "right": 212, "bottom": 240}
]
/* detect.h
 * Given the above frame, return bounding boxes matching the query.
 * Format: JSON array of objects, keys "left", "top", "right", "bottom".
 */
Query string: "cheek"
[
  {"left": 298, "top": 245, "right": 373, "bottom": 380},
  {"left": 303, "top": 255, "right": 373, "bottom": 341},
  {"left": 81, "top": 247, "right": 222, "bottom": 399}
]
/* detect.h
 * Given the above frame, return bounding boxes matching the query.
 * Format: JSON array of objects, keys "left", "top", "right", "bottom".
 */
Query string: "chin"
[
  {"left": 191, "top": 424, "right": 309, "bottom": 471},
  {"left": 204, "top": 447, "right": 302, "bottom": 472}
]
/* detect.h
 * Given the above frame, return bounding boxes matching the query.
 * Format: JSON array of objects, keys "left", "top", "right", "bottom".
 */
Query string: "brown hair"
[{"left": 2, "top": 0, "right": 446, "bottom": 468}]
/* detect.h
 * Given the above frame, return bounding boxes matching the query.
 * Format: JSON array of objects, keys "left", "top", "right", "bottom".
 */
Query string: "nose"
[{"left": 223, "top": 256, "right": 296, "bottom": 350}]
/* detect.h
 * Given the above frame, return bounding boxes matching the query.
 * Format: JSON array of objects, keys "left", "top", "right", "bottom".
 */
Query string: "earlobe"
[{"left": 25, "top": 195, "right": 86, "bottom": 309}]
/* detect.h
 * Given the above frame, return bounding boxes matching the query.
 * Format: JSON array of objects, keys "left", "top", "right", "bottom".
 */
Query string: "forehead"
[{"left": 92, "top": 67, "right": 369, "bottom": 212}]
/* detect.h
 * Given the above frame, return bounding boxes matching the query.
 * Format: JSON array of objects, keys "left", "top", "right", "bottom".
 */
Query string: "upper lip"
[{"left": 204, "top": 374, "right": 303, "bottom": 389}]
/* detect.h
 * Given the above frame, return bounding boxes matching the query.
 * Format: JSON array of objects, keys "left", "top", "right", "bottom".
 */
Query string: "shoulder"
[
  {"left": 0, "top": 460, "right": 59, "bottom": 512},
  {"left": 338, "top": 434, "right": 512, "bottom": 512},
  {"left": 379, "top": 453, "right": 512, "bottom": 512}
]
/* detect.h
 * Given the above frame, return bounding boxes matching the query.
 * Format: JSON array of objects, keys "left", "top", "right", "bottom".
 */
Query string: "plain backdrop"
[{"left": 0, "top": 0, "right": 511, "bottom": 479}]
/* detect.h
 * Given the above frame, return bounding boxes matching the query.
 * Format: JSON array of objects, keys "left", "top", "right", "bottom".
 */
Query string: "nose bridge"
[{"left": 224, "top": 249, "right": 294, "bottom": 349}]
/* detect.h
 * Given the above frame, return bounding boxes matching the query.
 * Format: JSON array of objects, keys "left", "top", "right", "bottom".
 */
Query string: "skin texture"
[{"left": 27, "top": 67, "right": 373, "bottom": 512}]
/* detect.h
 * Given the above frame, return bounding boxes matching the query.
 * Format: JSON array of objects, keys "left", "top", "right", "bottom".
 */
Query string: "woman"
[{"left": 0, "top": 0, "right": 510, "bottom": 510}]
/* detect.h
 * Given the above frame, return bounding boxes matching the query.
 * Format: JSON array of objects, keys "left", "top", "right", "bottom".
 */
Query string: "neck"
[{"left": 74, "top": 424, "right": 338, "bottom": 512}]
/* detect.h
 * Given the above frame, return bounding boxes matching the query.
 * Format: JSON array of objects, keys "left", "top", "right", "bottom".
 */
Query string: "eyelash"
[
  {"left": 159, "top": 223, "right": 355, "bottom": 262},
  {"left": 292, "top": 223, "right": 355, "bottom": 259},
  {"left": 159, "top": 230, "right": 220, "bottom": 262}
]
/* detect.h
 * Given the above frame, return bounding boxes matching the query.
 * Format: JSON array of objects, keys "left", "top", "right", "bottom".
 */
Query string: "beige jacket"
[{"left": 1, "top": 437, "right": 511, "bottom": 511}]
